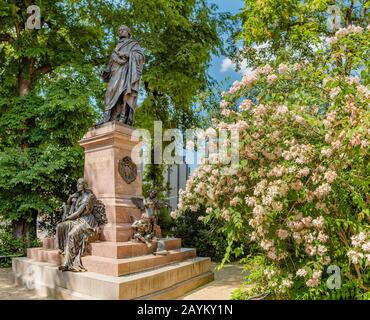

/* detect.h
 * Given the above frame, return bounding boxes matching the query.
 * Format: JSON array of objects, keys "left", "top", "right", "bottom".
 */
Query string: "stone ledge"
[
  {"left": 90, "top": 238, "right": 182, "bottom": 259},
  {"left": 81, "top": 248, "right": 196, "bottom": 276},
  {"left": 12, "top": 256, "right": 213, "bottom": 300}
]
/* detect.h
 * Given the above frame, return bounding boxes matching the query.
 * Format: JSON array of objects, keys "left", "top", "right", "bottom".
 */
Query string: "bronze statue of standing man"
[{"left": 97, "top": 25, "right": 144, "bottom": 126}]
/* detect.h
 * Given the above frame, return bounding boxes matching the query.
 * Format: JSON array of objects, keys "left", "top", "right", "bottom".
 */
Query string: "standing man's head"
[{"left": 118, "top": 25, "right": 131, "bottom": 39}]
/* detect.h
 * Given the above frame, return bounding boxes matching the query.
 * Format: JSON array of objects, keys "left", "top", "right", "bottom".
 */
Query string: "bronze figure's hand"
[{"left": 101, "top": 69, "right": 111, "bottom": 82}]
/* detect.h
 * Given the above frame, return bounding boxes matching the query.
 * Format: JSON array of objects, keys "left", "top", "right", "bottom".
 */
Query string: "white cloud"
[
  {"left": 220, "top": 57, "right": 253, "bottom": 76},
  {"left": 220, "top": 58, "right": 235, "bottom": 72}
]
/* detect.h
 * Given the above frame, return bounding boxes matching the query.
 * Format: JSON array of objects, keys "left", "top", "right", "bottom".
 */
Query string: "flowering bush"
[{"left": 172, "top": 25, "right": 370, "bottom": 299}]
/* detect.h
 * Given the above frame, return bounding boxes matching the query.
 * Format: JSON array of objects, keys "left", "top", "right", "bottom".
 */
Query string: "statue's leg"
[
  {"left": 127, "top": 106, "right": 134, "bottom": 126},
  {"left": 56, "top": 221, "right": 73, "bottom": 255},
  {"left": 119, "top": 102, "right": 129, "bottom": 124},
  {"left": 95, "top": 110, "right": 111, "bottom": 126},
  {"left": 109, "top": 102, "right": 121, "bottom": 122},
  {"left": 62, "top": 224, "right": 86, "bottom": 271}
]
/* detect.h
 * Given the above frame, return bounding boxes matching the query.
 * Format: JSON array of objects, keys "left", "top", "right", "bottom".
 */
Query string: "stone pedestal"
[
  {"left": 12, "top": 122, "right": 214, "bottom": 300},
  {"left": 79, "top": 122, "right": 143, "bottom": 242}
]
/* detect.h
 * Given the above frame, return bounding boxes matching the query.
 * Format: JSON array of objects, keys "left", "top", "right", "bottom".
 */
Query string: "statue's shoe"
[
  {"left": 153, "top": 250, "right": 169, "bottom": 256},
  {"left": 95, "top": 111, "right": 111, "bottom": 126},
  {"left": 58, "top": 265, "right": 69, "bottom": 272}
]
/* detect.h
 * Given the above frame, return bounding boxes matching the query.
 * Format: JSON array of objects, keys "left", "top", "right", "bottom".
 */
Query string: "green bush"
[
  {"left": 0, "top": 224, "right": 40, "bottom": 267},
  {"left": 171, "top": 208, "right": 248, "bottom": 261}
]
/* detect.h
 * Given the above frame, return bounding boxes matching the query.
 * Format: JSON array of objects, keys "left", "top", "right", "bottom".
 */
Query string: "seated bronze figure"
[{"left": 56, "top": 178, "right": 106, "bottom": 272}]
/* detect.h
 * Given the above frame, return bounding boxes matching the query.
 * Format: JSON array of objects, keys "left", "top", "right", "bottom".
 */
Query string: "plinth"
[
  {"left": 79, "top": 121, "right": 143, "bottom": 242},
  {"left": 12, "top": 122, "right": 214, "bottom": 299}
]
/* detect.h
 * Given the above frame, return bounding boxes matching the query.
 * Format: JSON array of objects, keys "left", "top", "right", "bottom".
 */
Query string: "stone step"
[
  {"left": 90, "top": 238, "right": 182, "bottom": 259},
  {"left": 135, "top": 271, "right": 214, "bottom": 300},
  {"left": 27, "top": 248, "right": 62, "bottom": 266},
  {"left": 81, "top": 248, "right": 196, "bottom": 276},
  {"left": 12, "top": 256, "right": 213, "bottom": 300}
]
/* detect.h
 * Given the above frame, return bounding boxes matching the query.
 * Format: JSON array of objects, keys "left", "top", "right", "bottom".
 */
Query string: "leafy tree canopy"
[{"left": 0, "top": 0, "right": 229, "bottom": 236}]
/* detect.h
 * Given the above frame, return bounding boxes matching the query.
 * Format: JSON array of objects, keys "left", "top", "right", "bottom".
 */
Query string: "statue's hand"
[
  {"left": 101, "top": 69, "right": 111, "bottom": 82},
  {"left": 67, "top": 196, "right": 73, "bottom": 205},
  {"left": 116, "top": 51, "right": 129, "bottom": 59}
]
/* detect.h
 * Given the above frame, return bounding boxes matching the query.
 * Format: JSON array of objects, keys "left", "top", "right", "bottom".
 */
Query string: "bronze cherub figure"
[{"left": 131, "top": 190, "right": 171, "bottom": 255}]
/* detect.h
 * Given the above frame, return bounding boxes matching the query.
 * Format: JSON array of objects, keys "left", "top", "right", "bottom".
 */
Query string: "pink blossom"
[
  {"left": 317, "top": 245, "right": 328, "bottom": 256},
  {"left": 350, "top": 134, "right": 361, "bottom": 146},
  {"left": 261, "top": 239, "right": 274, "bottom": 251},
  {"left": 230, "top": 197, "right": 240, "bottom": 207},
  {"left": 245, "top": 196, "right": 257, "bottom": 207},
  {"left": 356, "top": 85, "right": 370, "bottom": 98},
  {"left": 327, "top": 36, "right": 338, "bottom": 44},
  {"left": 253, "top": 205, "right": 265, "bottom": 217},
  {"left": 276, "top": 229, "right": 289, "bottom": 240},
  {"left": 361, "top": 242, "right": 370, "bottom": 252},
  {"left": 321, "top": 147, "right": 333, "bottom": 157},
  {"left": 316, "top": 202, "right": 328, "bottom": 213},
  {"left": 324, "top": 170, "right": 337, "bottom": 183},
  {"left": 291, "top": 180, "right": 303, "bottom": 191},
  {"left": 267, "top": 74, "right": 278, "bottom": 84},
  {"left": 347, "top": 250, "right": 363, "bottom": 264},
  {"left": 312, "top": 270, "right": 322, "bottom": 279},
  {"left": 221, "top": 209, "right": 230, "bottom": 221},
  {"left": 221, "top": 108, "right": 231, "bottom": 117},
  {"left": 296, "top": 268, "right": 307, "bottom": 277},
  {"left": 294, "top": 115, "right": 305, "bottom": 124},
  {"left": 276, "top": 105, "right": 289, "bottom": 114},
  {"left": 170, "top": 211, "right": 178, "bottom": 219},
  {"left": 329, "top": 87, "right": 341, "bottom": 99},
  {"left": 278, "top": 63, "right": 289, "bottom": 74},
  {"left": 259, "top": 64, "right": 273, "bottom": 75},
  {"left": 314, "top": 183, "right": 331, "bottom": 198},
  {"left": 306, "top": 278, "right": 319, "bottom": 287},
  {"left": 361, "top": 140, "right": 369, "bottom": 148},
  {"left": 242, "top": 73, "right": 258, "bottom": 88},
  {"left": 220, "top": 100, "right": 229, "bottom": 108},
  {"left": 318, "top": 231, "right": 329, "bottom": 243},
  {"left": 267, "top": 250, "right": 277, "bottom": 260},
  {"left": 240, "top": 99, "right": 253, "bottom": 111},
  {"left": 297, "top": 167, "right": 310, "bottom": 177},
  {"left": 305, "top": 245, "right": 317, "bottom": 256},
  {"left": 282, "top": 279, "right": 293, "bottom": 288},
  {"left": 272, "top": 202, "right": 283, "bottom": 212}
]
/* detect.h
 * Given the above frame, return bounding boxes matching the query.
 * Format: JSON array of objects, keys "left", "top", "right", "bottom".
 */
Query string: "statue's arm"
[
  {"left": 64, "top": 195, "right": 90, "bottom": 221},
  {"left": 115, "top": 50, "right": 129, "bottom": 59}
]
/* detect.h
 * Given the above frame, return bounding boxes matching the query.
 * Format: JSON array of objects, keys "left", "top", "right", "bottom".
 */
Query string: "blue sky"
[{"left": 208, "top": 0, "right": 245, "bottom": 89}]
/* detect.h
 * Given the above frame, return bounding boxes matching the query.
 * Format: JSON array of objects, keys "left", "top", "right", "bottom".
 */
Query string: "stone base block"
[
  {"left": 90, "top": 238, "right": 182, "bottom": 259},
  {"left": 27, "top": 248, "right": 62, "bottom": 265},
  {"left": 81, "top": 248, "right": 196, "bottom": 276},
  {"left": 12, "top": 256, "right": 213, "bottom": 300},
  {"left": 99, "top": 223, "right": 133, "bottom": 242}
]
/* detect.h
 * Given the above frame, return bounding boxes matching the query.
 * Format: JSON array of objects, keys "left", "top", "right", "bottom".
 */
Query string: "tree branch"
[
  {"left": 0, "top": 33, "right": 14, "bottom": 43},
  {"left": 35, "top": 64, "right": 53, "bottom": 75}
]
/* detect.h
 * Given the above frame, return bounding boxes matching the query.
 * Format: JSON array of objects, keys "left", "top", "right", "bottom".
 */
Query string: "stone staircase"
[{"left": 13, "top": 237, "right": 213, "bottom": 300}]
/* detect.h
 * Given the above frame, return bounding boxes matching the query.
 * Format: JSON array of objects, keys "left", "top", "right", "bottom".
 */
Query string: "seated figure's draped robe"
[
  {"left": 56, "top": 190, "right": 97, "bottom": 271},
  {"left": 104, "top": 37, "right": 144, "bottom": 117}
]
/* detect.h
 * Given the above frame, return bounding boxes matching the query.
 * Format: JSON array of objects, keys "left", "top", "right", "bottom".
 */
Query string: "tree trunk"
[
  {"left": 12, "top": 212, "right": 37, "bottom": 247},
  {"left": 17, "top": 59, "right": 32, "bottom": 96}
]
